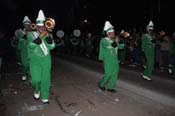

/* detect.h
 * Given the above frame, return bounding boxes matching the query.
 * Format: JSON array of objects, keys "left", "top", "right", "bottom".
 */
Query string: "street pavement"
[{"left": 0, "top": 55, "right": 175, "bottom": 116}]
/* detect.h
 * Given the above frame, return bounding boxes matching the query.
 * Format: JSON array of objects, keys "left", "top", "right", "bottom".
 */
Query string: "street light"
[{"left": 84, "top": 19, "right": 88, "bottom": 23}]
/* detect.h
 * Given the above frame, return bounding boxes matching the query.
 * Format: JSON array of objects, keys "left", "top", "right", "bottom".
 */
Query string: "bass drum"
[
  {"left": 56, "top": 30, "right": 64, "bottom": 38},
  {"left": 73, "top": 29, "right": 81, "bottom": 37}
]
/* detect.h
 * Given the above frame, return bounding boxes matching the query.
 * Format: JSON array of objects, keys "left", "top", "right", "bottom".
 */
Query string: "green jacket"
[
  {"left": 27, "top": 31, "right": 55, "bottom": 61},
  {"left": 141, "top": 34, "right": 154, "bottom": 53},
  {"left": 99, "top": 37, "right": 124, "bottom": 75},
  {"left": 99, "top": 37, "right": 124, "bottom": 61},
  {"left": 18, "top": 34, "right": 28, "bottom": 66},
  {"left": 170, "top": 43, "right": 175, "bottom": 56}
]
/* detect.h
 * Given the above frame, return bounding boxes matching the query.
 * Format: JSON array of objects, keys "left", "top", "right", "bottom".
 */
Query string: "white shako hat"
[
  {"left": 103, "top": 21, "right": 114, "bottom": 33},
  {"left": 36, "top": 9, "right": 46, "bottom": 26},
  {"left": 146, "top": 20, "right": 154, "bottom": 30},
  {"left": 23, "top": 16, "right": 31, "bottom": 25}
]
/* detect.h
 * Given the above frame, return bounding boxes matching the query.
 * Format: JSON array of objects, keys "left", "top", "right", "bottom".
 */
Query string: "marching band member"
[
  {"left": 55, "top": 30, "right": 65, "bottom": 53},
  {"left": 141, "top": 20, "right": 155, "bottom": 81},
  {"left": 118, "top": 29, "right": 127, "bottom": 64},
  {"left": 98, "top": 21, "right": 124, "bottom": 93},
  {"left": 12, "top": 30, "right": 20, "bottom": 65},
  {"left": 19, "top": 16, "right": 31, "bottom": 81},
  {"left": 169, "top": 32, "right": 175, "bottom": 74},
  {"left": 85, "top": 32, "right": 93, "bottom": 57},
  {"left": 70, "top": 29, "right": 80, "bottom": 55},
  {"left": 27, "top": 10, "right": 55, "bottom": 104}
]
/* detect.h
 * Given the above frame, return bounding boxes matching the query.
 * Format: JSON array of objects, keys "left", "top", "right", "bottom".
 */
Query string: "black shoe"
[
  {"left": 42, "top": 99, "right": 49, "bottom": 104},
  {"left": 34, "top": 97, "right": 39, "bottom": 101},
  {"left": 98, "top": 83, "right": 105, "bottom": 91},
  {"left": 107, "top": 89, "right": 117, "bottom": 93},
  {"left": 43, "top": 101, "right": 49, "bottom": 104}
]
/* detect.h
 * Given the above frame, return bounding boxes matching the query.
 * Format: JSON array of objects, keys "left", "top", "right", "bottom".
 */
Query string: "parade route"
[{"left": 0, "top": 55, "right": 175, "bottom": 116}]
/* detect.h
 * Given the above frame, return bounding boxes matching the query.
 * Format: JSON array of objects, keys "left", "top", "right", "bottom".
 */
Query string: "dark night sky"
[{"left": 0, "top": 0, "right": 174, "bottom": 35}]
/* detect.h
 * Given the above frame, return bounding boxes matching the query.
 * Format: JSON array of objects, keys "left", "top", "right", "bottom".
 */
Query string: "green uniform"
[
  {"left": 118, "top": 38, "right": 126, "bottom": 63},
  {"left": 142, "top": 34, "right": 154, "bottom": 78},
  {"left": 16, "top": 40, "right": 21, "bottom": 62},
  {"left": 15, "top": 30, "right": 23, "bottom": 63},
  {"left": 99, "top": 37, "right": 124, "bottom": 89},
  {"left": 170, "top": 43, "right": 175, "bottom": 58},
  {"left": 27, "top": 31, "right": 55, "bottom": 99},
  {"left": 18, "top": 33, "right": 29, "bottom": 76}
]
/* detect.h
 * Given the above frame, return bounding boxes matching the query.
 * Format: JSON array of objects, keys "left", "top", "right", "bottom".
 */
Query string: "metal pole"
[
  {"left": 158, "top": 0, "right": 161, "bottom": 15},
  {"left": 149, "top": 0, "right": 153, "bottom": 20}
]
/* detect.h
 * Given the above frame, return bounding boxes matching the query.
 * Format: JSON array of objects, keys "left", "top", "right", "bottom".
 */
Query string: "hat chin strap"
[
  {"left": 147, "top": 28, "right": 152, "bottom": 34},
  {"left": 107, "top": 32, "right": 110, "bottom": 38}
]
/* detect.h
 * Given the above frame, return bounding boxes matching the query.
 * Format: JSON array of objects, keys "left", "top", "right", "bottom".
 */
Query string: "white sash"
[
  {"left": 32, "top": 32, "right": 39, "bottom": 40},
  {"left": 40, "top": 41, "right": 48, "bottom": 55},
  {"left": 115, "top": 47, "right": 118, "bottom": 54},
  {"left": 32, "top": 32, "right": 48, "bottom": 55}
]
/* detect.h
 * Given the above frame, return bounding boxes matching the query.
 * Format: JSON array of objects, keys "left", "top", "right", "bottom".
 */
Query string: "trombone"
[
  {"left": 123, "top": 32, "right": 130, "bottom": 38},
  {"left": 30, "top": 23, "right": 37, "bottom": 31},
  {"left": 44, "top": 18, "right": 55, "bottom": 31}
]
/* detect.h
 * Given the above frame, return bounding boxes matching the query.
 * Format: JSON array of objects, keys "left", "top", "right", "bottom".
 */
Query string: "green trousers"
[
  {"left": 143, "top": 51, "right": 154, "bottom": 78},
  {"left": 30, "top": 56, "right": 51, "bottom": 99},
  {"left": 21, "top": 66, "right": 28, "bottom": 75},
  {"left": 99, "top": 61, "right": 119, "bottom": 89},
  {"left": 119, "top": 48, "right": 126, "bottom": 63}
]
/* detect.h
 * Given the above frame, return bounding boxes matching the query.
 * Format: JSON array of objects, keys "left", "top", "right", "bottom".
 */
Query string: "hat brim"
[
  {"left": 36, "top": 24, "right": 44, "bottom": 26},
  {"left": 107, "top": 29, "right": 114, "bottom": 32}
]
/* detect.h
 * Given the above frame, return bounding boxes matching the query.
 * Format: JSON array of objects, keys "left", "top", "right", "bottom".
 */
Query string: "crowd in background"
[
  {"left": 1, "top": 27, "right": 175, "bottom": 76},
  {"left": 54, "top": 29, "right": 175, "bottom": 75}
]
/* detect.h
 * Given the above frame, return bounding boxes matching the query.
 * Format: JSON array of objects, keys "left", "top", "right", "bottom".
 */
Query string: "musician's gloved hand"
[
  {"left": 111, "top": 42, "right": 118, "bottom": 48},
  {"left": 151, "top": 39, "right": 156, "bottom": 43},
  {"left": 46, "top": 37, "right": 53, "bottom": 44},
  {"left": 21, "top": 34, "right": 27, "bottom": 39},
  {"left": 33, "top": 38, "right": 42, "bottom": 45}
]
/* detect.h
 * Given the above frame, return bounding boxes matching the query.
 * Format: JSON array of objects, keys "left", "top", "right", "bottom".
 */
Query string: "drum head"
[
  {"left": 73, "top": 29, "right": 81, "bottom": 37},
  {"left": 56, "top": 30, "right": 64, "bottom": 38}
]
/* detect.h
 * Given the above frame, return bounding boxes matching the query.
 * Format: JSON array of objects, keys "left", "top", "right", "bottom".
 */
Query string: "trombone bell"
[
  {"left": 123, "top": 32, "right": 130, "bottom": 38},
  {"left": 44, "top": 18, "right": 55, "bottom": 31},
  {"left": 30, "top": 23, "right": 37, "bottom": 30}
]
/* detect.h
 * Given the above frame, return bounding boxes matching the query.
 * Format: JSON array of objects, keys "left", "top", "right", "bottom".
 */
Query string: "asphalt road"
[{"left": 0, "top": 55, "right": 175, "bottom": 116}]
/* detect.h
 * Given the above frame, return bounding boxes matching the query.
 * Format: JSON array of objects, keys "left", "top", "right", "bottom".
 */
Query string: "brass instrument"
[
  {"left": 123, "top": 32, "right": 130, "bottom": 38},
  {"left": 44, "top": 18, "right": 55, "bottom": 31},
  {"left": 30, "top": 23, "right": 37, "bottom": 31}
]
